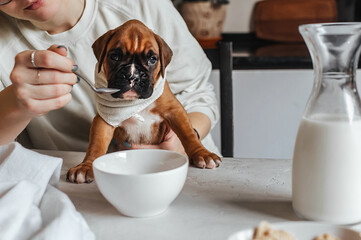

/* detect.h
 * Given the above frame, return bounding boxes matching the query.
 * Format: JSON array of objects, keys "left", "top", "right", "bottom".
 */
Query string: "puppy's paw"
[
  {"left": 66, "top": 162, "right": 94, "bottom": 184},
  {"left": 191, "top": 149, "right": 221, "bottom": 169}
]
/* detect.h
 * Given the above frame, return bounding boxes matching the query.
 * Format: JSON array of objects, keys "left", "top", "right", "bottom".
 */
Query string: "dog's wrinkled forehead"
[{"left": 110, "top": 25, "right": 158, "bottom": 55}]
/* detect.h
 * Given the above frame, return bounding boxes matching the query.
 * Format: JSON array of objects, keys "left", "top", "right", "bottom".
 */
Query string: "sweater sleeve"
[
  {"left": 0, "top": 69, "right": 6, "bottom": 91},
  {"left": 136, "top": 0, "right": 220, "bottom": 128},
  {"left": 0, "top": 82, "right": 4, "bottom": 92}
]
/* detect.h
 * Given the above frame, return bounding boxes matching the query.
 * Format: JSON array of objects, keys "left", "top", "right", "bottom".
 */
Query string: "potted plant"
[{"left": 173, "top": 0, "right": 229, "bottom": 48}]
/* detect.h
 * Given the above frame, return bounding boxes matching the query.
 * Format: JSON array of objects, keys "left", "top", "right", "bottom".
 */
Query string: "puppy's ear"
[
  {"left": 154, "top": 34, "right": 173, "bottom": 78},
  {"left": 92, "top": 30, "right": 116, "bottom": 73}
]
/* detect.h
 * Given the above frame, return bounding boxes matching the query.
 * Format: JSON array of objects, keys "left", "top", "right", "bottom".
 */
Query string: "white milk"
[{"left": 292, "top": 114, "right": 361, "bottom": 224}]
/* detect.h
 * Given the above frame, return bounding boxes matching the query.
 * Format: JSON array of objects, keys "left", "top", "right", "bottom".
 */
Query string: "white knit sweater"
[{"left": 0, "top": 0, "right": 220, "bottom": 154}]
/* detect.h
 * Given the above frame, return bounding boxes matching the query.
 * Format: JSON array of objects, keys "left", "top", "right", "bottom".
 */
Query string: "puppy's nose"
[
  {"left": 122, "top": 64, "right": 140, "bottom": 82},
  {"left": 129, "top": 71, "right": 140, "bottom": 81}
]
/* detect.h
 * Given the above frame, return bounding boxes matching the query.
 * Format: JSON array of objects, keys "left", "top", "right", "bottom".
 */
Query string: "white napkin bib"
[{"left": 94, "top": 63, "right": 165, "bottom": 127}]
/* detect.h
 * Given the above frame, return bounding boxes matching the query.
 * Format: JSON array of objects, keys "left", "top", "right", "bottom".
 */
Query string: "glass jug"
[{"left": 292, "top": 23, "right": 361, "bottom": 224}]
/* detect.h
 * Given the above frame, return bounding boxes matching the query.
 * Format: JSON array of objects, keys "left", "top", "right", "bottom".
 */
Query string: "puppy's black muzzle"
[{"left": 108, "top": 63, "right": 151, "bottom": 99}]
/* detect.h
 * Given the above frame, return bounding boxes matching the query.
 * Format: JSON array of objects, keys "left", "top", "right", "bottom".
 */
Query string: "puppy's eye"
[
  {"left": 110, "top": 53, "right": 121, "bottom": 61},
  {"left": 148, "top": 56, "right": 157, "bottom": 65}
]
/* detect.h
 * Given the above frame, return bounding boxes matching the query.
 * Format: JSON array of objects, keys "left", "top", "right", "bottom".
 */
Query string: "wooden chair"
[{"left": 205, "top": 41, "right": 234, "bottom": 157}]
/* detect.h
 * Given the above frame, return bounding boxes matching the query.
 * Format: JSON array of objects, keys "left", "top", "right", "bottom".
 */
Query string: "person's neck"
[{"left": 31, "top": 0, "right": 85, "bottom": 35}]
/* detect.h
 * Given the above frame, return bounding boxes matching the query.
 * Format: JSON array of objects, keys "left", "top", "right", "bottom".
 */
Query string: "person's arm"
[
  {"left": 0, "top": 45, "right": 77, "bottom": 145},
  {"left": 188, "top": 112, "right": 211, "bottom": 140}
]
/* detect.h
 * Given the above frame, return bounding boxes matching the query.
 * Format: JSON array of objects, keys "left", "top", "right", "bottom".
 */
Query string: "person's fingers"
[
  {"left": 36, "top": 69, "right": 77, "bottom": 85},
  {"left": 48, "top": 44, "right": 68, "bottom": 57},
  {"left": 161, "top": 130, "right": 186, "bottom": 154},
  {"left": 163, "top": 129, "right": 177, "bottom": 140},
  {"left": 15, "top": 49, "right": 75, "bottom": 72},
  {"left": 18, "top": 93, "right": 72, "bottom": 116},
  {"left": 11, "top": 68, "right": 77, "bottom": 85},
  {"left": 119, "top": 139, "right": 186, "bottom": 155},
  {"left": 119, "top": 141, "right": 162, "bottom": 150},
  {"left": 23, "top": 84, "right": 73, "bottom": 100},
  {"left": 119, "top": 142, "right": 145, "bottom": 150},
  {"left": 118, "top": 128, "right": 186, "bottom": 154},
  {"left": 127, "top": 143, "right": 159, "bottom": 149},
  {"left": 127, "top": 132, "right": 176, "bottom": 149}
]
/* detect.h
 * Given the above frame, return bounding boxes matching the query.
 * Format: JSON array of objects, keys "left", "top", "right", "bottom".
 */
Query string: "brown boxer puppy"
[{"left": 67, "top": 20, "right": 221, "bottom": 184}]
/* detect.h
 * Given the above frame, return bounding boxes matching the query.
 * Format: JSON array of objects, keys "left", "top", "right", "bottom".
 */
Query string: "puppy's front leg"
[
  {"left": 67, "top": 114, "right": 115, "bottom": 183},
  {"left": 157, "top": 83, "right": 221, "bottom": 169}
]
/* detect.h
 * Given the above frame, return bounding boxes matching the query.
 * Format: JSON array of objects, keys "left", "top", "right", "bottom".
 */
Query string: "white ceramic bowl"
[{"left": 93, "top": 149, "right": 188, "bottom": 217}]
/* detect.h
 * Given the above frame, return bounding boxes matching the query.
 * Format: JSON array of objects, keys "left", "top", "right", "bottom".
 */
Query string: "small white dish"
[
  {"left": 93, "top": 149, "right": 188, "bottom": 217},
  {"left": 228, "top": 221, "right": 361, "bottom": 240}
]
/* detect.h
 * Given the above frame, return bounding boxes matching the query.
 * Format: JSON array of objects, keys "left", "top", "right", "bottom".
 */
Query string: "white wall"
[
  {"left": 222, "top": 0, "right": 261, "bottom": 33},
  {"left": 209, "top": 69, "right": 361, "bottom": 159},
  {"left": 209, "top": 69, "right": 314, "bottom": 159}
]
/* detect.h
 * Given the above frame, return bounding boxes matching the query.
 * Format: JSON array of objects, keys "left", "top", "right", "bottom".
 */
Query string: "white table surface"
[{"left": 39, "top": 150, "right": 361, "bottom": 240}]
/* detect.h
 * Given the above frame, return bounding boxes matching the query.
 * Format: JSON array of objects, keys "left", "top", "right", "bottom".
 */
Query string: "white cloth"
[
  {"left": 94, "top": 63, "right": 166, "bottom": 127},
  {"left": 0, "top": 0, "right": 220, "bottom": 154},
  {"left": 0, "top": 142, "right": 95, "bottom": 240}
]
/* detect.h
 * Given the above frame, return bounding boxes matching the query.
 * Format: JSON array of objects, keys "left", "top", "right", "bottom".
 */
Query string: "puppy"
[{"left": 67, "top": 20, "right": 221, "bottom": 183}]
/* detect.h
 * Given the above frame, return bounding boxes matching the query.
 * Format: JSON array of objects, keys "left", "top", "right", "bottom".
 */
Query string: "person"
[{"left": 0, "top": 0, "right": 221, "bottom": 156}]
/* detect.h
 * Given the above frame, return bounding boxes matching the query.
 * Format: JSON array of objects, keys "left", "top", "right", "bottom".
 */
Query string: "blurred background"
[
  {"left": 224, "top": 0, "right": 360, "bottom": 32},
  {"left": 171, "top": 0, "right": 361, "bottom": 159},
  {"left": 173, "top": 0, "right": 361, "bottom": 43}
]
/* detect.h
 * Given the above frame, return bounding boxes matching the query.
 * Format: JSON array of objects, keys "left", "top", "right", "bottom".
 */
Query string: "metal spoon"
[{"left": 75, "top": 73, "right": 120, "bottom": 94}]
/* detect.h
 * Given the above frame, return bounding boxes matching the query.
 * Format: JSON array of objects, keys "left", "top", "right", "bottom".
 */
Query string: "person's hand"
[
  {"left": 10, "top": 44, "right": 78, "bottom": 117},
  {"left": 119, "top": 129, "right": 186, "bottom": 155}
]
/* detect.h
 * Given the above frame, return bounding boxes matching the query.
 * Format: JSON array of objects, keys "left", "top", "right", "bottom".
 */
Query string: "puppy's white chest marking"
[{"left": 120, "top": 104, "right": 163, "bottom": 143}]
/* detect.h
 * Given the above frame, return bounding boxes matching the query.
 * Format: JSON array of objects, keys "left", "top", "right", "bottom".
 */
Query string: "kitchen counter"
[{"left": 204, "top": 33, "right": 313, "bottom": 70}]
